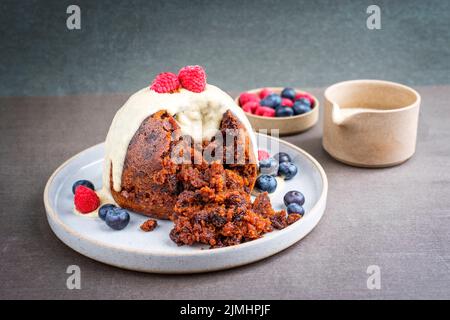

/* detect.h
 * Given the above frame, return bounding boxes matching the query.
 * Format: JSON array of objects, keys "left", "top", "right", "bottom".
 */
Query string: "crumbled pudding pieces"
[{"left": 141, "top": 219, "right": 158, "bottom": 232}]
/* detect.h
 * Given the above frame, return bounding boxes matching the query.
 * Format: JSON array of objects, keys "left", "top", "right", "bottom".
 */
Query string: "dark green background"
[{"left": 1, "top": 0, "right": 449, "bottom": 96}]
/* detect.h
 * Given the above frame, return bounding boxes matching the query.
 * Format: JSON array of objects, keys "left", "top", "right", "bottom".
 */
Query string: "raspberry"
[
  {"left": 74, "top": 185, "right": 100, "bottom": 213},
  {"left": 255, "top": 106, "right": 273, "bottom": 116},
  {"left": 255, "top": 106, "right": 265, "bottom": 116},
  {"left": 178, "top": 65, "right": 207, "bottom": 93},
  {"left": 242, "top": 104, "right": 252, "bottom": 113},
  {"left": 150, "top": 72, "right": 180, "bottom": 93},
  {"left": 242, "top": 101, "right": 259, "bottom": 114},
  {"left": 262, "top": 107, "right": 275, "bottom": 117},
  {"left": 259, "top": 88, "right": 273, "bottom": 99},
  {"left": 281, "top": 98, "right": 293, "bottom": 107},
  {"left": 239, "top": 92, "right": 259, "bottom": 106},
  {"left": 294, "top": 92, "right": 304, "bottom": 100},
  {"left": 295, "top": 92, "right": 315, "bottom": 107},
  {"left": 258, "top": 150, "right": 270, "bottom": 161}
]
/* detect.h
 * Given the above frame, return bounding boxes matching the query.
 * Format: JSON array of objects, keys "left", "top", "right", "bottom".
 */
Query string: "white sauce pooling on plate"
[{"left": 103, "top": 84, "right": 258, "bottom": 194}]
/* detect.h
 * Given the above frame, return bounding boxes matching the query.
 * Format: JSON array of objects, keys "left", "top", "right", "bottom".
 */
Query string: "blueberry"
[
  {"left": 296, "top": 97, "right": 312, "bottom": 108},
  {"left": 259, "top": 157, "right": 279, "bottom": 176},
  {"left": 293, "top": 100, "right": 312, "bottom": 115},
  {"left": 281, "top": 88, "right": 296, "bottom": 100},
  {"left": 283, "top": 190, "right": 305, "bottom": 206},
  {"left": 287, "top": 203, "right": 305, "bottom": 216},
  {"left": 255, "top": 174, "right": 277, "bottom": 193},
  {"left": 278, "top": 162, "right": 298, "bottom": 180},
  {"left": 105, "top": 207, "right": 130, "bottom": 230},
  {"left": 72, "top": 180, "right": 95, "bottom": 194},
  {"left": 98, "top": 204, "right": 116, "bottom": 221},
  {"left": 275, "top": 106, "right": 294, "bottom": 117},
  {"left": 274, "top": 152, "right": 292, "bottom": 163},
  {"left": 260, "top": 94, "right": 282, "bottom": 108}
]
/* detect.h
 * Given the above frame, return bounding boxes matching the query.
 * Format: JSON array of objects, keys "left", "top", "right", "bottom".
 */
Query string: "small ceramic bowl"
[{"left": 234, "top": 87, "right": 319, "bottom": 136}]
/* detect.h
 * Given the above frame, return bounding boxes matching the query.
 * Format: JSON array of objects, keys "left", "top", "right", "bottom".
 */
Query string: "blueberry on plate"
[
  {"left": 260, "top": 93, "right": 282, "bottom": 108},
  {"left": 98, "top": 203, "right": 116, "bottom": 221},
  {"left": 105, "top": 207, "right": 130, "bottom": 230},
  {"left": 72, "top": 180, "right": 95, "bottom": 194},
  {"left": 293, "top": 100, "right": 312, "bottom": 115},
  {"left": 287, "top": 203, "right": 305, "bottom": 216},
  {"left": 275, "top": 106, "right": 294, "bottom": 117},
  {"left": 281, "top": 87, "right": 296, "bottom": 100},
  {"left": 259, "top": 157, "right": 279, "bottom": 176},
  {"left": 274, "top": 152, "right": 291, "bottom": 163},
  {"left": 255, "top": 174, "right": 277, "bottom": 193},
  {"left": 278, "top": 162, "right": 298, "bottom": 180},
  {"left": 283, "top": 190, "right": 305, "bottom": 206}
]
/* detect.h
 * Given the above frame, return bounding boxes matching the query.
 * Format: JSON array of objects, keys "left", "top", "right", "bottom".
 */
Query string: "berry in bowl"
[{"left": 236, "top": 87, "right": 319, "bottom": 135}]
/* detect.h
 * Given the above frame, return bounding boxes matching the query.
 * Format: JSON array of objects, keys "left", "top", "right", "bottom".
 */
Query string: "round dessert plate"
[{"left": 44, "top": 134, "right": 328, "bottom": 273}]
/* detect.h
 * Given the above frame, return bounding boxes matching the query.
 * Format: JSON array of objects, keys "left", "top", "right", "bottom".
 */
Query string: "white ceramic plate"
[{"left": 44, "top": 134, "right": 328, "bottom": 273}]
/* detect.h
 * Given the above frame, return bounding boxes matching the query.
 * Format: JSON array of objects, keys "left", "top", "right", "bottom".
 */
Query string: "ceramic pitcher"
[{"left": 323, "top": 80, "right": 421, "bottom": 167}]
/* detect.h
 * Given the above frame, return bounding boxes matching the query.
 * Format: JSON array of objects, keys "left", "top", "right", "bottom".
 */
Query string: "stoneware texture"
[
  {"left": 44, "top": 134, "right": 328, "bottom": 274},
  {"left": 323, "top": 80, "right": 421, "bottom": 167},
  {"left": 234, "top": 88, "right": 319, "bottom": 136}
]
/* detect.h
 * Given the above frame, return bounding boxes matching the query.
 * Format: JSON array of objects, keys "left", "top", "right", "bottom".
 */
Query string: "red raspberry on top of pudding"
[
  {"left": 178, "top": 65, "right": 207, "bottom": 93},
  {"left": 150, "top": 72, "right": 180, "bottom": 93}
]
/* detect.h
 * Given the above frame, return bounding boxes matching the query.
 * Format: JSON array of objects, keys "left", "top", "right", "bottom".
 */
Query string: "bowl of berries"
[{"left": 236, "top": 87, "right": 319, "bottom": 135}]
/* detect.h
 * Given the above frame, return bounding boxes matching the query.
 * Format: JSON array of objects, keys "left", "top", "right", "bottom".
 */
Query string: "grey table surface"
[{"left": 0, "top": 86, "right": 449, "bottom": 300}]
